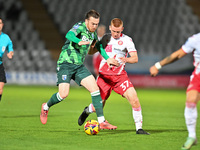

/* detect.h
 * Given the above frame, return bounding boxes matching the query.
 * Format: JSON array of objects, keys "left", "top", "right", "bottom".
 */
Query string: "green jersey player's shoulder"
[{"left": 70, "top": 21, "right": 86, "bottom": 35}]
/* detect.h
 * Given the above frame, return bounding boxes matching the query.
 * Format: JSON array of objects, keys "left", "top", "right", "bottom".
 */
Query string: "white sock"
[
  {"left": 43, "top": 103, "right": 49, "bottom": 111},
  {"left": 88, "top": 103, "right": 94, "bottom": 113},
  {"left": 184, "top": 103, "right": 197, "bottom": 139},
  {"left": 98, "top": 116, "right": 105, "bottom": 123},
  {"left": 132, "top": 107, "right": 143, "bottom": 131}
]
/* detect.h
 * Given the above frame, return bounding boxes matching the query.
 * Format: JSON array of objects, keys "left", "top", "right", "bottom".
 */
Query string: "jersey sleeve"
[
  {"left": 6, "top": 36, "right": 13, "bottom": 52},
  {"left": 65, "top": 22, "right": 83, "bottom": 44},
  {"left": 182, "top": 35, "right": 196, "bottom": 53},
  {"left": 126, "top": 36, "right": 137, "bottom": 53},
  {"left": 69, "top": 22, "right": 83, "bottom": 36}
]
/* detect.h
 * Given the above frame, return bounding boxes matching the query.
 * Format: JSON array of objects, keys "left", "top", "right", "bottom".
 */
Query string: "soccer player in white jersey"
[
  {"left": 150, "top": 33, "right": 200, "bottom": 149},
  {"left": 78, "top": 18, "right": 149, "bottom": 134}
]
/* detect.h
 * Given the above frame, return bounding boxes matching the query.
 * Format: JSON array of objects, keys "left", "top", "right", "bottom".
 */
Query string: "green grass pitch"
[{"left": 0, "top": 85, "right": 199, "bottom": 150}]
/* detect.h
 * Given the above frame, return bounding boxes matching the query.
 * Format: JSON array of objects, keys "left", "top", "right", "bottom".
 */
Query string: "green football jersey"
[{"left": 57, "top": 21, "right": 98, "bottom": 66}]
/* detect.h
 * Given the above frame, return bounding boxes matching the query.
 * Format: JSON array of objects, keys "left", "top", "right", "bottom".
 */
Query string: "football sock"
[
  {"left": 47, "top": 92, "right": 64, "bottom": 108},
  {"left": 91, "top": 90, "right": 104, "bottom": 118},
  {"left": 184, "top": 102, "right": 197, "bottom": 139},
  {"left": 98, "top": 116, "right": 105, "bottom": 123},
  {"left": 88, "top": 103, "right": 95, "bottom": 113},
  {"left": 43, "top": 103, "right": 49, "bottom": 111},
  {"left": 0, "top": 94, "right": 2, "bottom": 101},
  {"left": 132, "top": 106, "right": 143, "bottom": 131}
]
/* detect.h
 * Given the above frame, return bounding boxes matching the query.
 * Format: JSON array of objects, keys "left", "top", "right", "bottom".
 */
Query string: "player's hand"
[
  {"left": 78, "top": 41, "right": 90, "bottom": 46},
  {"left": 106, "top": 58, "right": 120, "bottom": 68},
  {"left": 149, "top": 65, "right": 159, "bottom": 77},
  {"left": 119, "top": 57, "right": 127, "bottom": 63},
  {"left": 7, "top": 51, "right": 14, "bottom": 59}
]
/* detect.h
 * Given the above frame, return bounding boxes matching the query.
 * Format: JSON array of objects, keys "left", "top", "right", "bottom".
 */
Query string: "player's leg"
[
  {"left": 40, "top": 62, "right": 74, "bottom": 124},
  {"left": 182, "top": 71, "right": 200, "bottom": 149},
  {"left": 86, "top": 75, "right": 111, "bottom": 114},
  {"left": 81, "top": 75, "right": 104, "bottom": 122},
  {"left": 78, "top": 74, "right": 111, "bottom": 126},
  {"left": 0, "top": 82, "right": 4, "bottom": 101},
  {"left": 0, "top": 64, "right": 7, "bottom": 102},
  {"left": 78, "top": 100, "right": 106, "bottom": 125},
  {"left": 123, "top": 87, "right": 149, "bottom": 135},
  {"left": 80, "top": 75, "right": 117, "bottom": 129},
  {"left": 182, "top": 90, "right": 199, "bottom": 149},
  {"left": 40, "top": 83, "right": 70, "bottom": 124}
]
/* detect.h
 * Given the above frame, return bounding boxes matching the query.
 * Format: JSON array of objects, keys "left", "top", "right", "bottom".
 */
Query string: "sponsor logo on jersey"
[
  {"left": 105, "top": 45, "right": 112, "bottom": 52},
  {"left": 2, "top": 46, "right": 5, "bottom": 52},
  {"left": 73, "top": 24, "right": 79, "bottom": 29},
  {"left": 118, "top": 40, "right": 123, "bottom": 45},
  {"left": 62, "top": 75, "right": 67, "bottom": 81},
  {"left": 114, "top": 48, "right": 122, "bottom": 52},
  {"left": 82, "top": 35, "right": 89, "bottom": 41}
]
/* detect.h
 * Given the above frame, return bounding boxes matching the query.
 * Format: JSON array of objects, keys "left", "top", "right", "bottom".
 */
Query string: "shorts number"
[{"left": 120, "top": 80, "right": 129, "bottom": 91}]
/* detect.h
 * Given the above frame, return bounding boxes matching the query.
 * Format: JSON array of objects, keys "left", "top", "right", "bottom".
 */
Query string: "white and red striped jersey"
[
  {"left": 99, "top": 33, "right": 137, "bottom": 75},
  {"left": 182, "top": 33, "right": 200, "bottom": 73}
]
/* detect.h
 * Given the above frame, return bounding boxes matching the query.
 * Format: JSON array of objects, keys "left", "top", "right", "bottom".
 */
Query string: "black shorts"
[{"left": 0, "top": 64, "right": 7, "bottom": 83}]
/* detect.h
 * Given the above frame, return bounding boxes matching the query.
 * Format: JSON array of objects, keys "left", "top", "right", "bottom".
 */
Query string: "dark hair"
[
  {"left": 85, "top": 9, "right": 100, "bottom": 20},
  {"left": 0, "top": 17, "right": 3, "bottom": 23}
]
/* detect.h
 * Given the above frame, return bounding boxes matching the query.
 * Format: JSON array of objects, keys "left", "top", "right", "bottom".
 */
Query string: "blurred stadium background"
[{"left": 1, "top": 0, "right": 200, "bottom": 87}]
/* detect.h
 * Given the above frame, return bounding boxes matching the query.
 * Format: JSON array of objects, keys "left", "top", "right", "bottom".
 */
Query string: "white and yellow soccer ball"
[{"left": 84, "top": 120, "right": 100, "bottom": 135}]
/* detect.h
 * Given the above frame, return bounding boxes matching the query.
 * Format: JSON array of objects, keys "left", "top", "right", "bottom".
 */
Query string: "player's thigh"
[
  {"left": 198, "top": 93, "right": 200, "bottom": 102},
  {"left": 75, "top": 64, "right": 93, "bottom": 86},
  {"left": 123, "top": 87, "right": 140, "bottom": 107},
  {"left": 123, "top": 87, "right": 137, "bottom": 100},
  {"left": 97, "top": 75, "right": 112, "bottom": 100},
  {"left": 81, "top": 75, "right": 99, "bottom": 93},
  {"left": 113, "top": 75, "right": 133, "bottom": 96},
  {"left": 57, "top": 63, "right": 73, "bottom": 85},
  {"left": 58, "top": 83, "right": 70, "bottom": 98}
]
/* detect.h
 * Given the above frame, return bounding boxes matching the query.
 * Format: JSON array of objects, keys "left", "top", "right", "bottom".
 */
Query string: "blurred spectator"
[
  {"left": 0, "top": 2, "right": 4, "bottom": 13},
  {"left": 6, "top": 1, "right": 22, "bottom": 21}
]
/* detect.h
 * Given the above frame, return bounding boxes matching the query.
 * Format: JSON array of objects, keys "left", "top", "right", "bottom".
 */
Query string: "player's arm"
[
  {"left": 94, "top": 41, "right": 119, "bottom": 67},
  {"left": 150, "top": 48, "right": 187, "bottom": 77},
  {"left": 88, "top": 40, "right": 98, "bottom": 55},
  {"left": 119, "top": 52, "right": 138, "bottom": 64},
  {"left": 66, "top": 31, "right": 90, "bottom": 45},
  {"left": 7, "top": 40, "right": 14, "bottom": 59}
]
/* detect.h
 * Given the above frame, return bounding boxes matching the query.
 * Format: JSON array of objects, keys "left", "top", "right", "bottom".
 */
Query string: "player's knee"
[
  {"left": 186, "top": 96, "right": 198, "bottom": 103},
  {"left": 129, "top": 97, "right": 140, "bottom": 107},
  {"left": 59, "top": 92, "right": 68, "bottom": 99}
]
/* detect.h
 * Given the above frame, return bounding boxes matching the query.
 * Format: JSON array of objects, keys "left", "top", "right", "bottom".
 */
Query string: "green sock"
[
  {"left": 47, "top": 93, "right": 63, "bottom": 107},
  {"left": 91, "top": 91, "right": 104, "bottom": 117}
]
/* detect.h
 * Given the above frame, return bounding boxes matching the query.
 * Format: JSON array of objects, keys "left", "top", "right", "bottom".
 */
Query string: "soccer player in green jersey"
[{"left": 40, "top": 10, "right": 119, "bottom": 129}]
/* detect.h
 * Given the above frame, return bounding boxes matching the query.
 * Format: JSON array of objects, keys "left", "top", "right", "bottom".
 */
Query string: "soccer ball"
[{"left": 84, "top": 120, "right": 100, "bottom": 135}]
